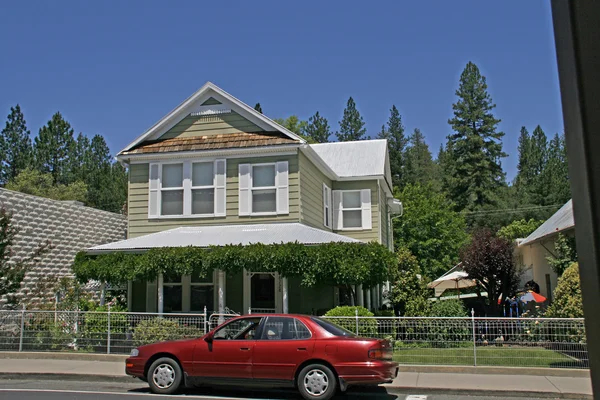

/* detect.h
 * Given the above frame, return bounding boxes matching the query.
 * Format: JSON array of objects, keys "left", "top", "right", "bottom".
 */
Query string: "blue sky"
[{"left": 0, "top": 1, "right": 562, "bottom": 181}]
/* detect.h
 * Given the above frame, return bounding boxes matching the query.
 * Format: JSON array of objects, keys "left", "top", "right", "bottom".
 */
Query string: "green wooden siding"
[
  {"left": 332, "top": 180, "right": 380, "bottom": 243},
  {"left": 159, "top": 111, "right": 263, "bottom": 140},
  {"left": 298, "top": 152, "right": 332, "bottom": 230},
  {"left": 128, "top": 154, "right": 300, "bottom": 238}
]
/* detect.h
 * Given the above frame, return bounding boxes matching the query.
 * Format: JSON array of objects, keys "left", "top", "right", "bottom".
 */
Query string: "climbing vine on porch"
[{"left": 72, "top": 241, "right": 395, "bottom": 288}]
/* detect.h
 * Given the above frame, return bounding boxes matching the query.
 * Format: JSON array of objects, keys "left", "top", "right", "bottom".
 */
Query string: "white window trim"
[
  {"left": 338, "top": 189, "right": 365, "bottom": 231},
  {"left": 323, "top": 183, "right": 332, "bottom": 229},
  {"left": 250, "top": 163, "right": 278, "bottom": 216},
  {"left": 153, "top": 159, "right": 226, "bottom": 219}
]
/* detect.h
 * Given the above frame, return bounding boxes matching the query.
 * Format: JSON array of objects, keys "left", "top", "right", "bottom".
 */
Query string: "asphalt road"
[{"left": 0, "top": 379, "right": 555, "bottom": 400}]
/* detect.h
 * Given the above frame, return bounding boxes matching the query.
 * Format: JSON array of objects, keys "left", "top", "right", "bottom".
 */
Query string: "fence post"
[
  {"left": 248, "top": 307, "right": 252, "bottom": 315},
  {"left": 203, "top": 306, "right": 207, "bottom": 335},
  {"left": 18, "top": 305, "right": 25, "bottom": 352},
  {"left": 471, "top": 309, "right": 477, "bottom": 366},
  {"left": 355, "top": 308, "right": 359, "bottom": 336},
  {"left": 107, "top": 306, "right": 111, "bottom": 355}
]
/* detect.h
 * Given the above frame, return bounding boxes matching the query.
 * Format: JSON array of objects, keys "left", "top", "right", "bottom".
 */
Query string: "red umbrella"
[{"left": 519, "top": 291, "right": 547, "bottom": 304}]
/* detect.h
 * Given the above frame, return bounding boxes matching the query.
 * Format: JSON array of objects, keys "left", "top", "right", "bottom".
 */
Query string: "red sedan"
[{"left": 126, "top": 314, "right": 398, "bottom": 399}]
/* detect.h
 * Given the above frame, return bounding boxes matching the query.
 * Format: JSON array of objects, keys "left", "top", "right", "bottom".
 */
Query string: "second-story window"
[
  {"left": 252, "top": 164, "right": 277, "bottom": 213},
  {"left": 192, "top": 162, "right": 215, "bottom": 215},
  {"left": 161, "top": 164, "right": 184, "bottom": 216},
  {"left": 341, "top": 191, "right": 362, "bottom": 228},
  {"left": 238, "top": 161, "right": 289, "bottom": 216},
  {"left": 332, "top": 188, "right": 372, "bottom": 230}
]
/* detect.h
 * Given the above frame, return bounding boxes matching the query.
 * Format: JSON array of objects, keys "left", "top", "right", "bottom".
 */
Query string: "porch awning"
[{"left": 87, "top": 223, "right": 361, "bottom": 254}]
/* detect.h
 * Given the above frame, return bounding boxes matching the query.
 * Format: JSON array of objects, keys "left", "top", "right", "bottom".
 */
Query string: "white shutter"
[
  {"left": 332, "top": 190, "right": 342, "bottom": 230},
  {"left": 214, "top": 159, "right": 227, "bottom": 217},
  {"left": 183, "top": 162, "right": 192, "bottom": 216},
  {"left": 239, "top": 163, "right": 251, "bottom": 216},
  {"left": 276, "top": 161, "right": 289, "bottom": 214},
  {"left": 328, "top": 188, "right": 333, "bottom": 229},
  {"left": 148, "top": 163, "right": 160, "bottom": 218},
  {"left": 322, "top": 184, "right": 328, "bottom": 227},
  {"left": 361, "top": 188, "right": 372, "bottom": 230}
]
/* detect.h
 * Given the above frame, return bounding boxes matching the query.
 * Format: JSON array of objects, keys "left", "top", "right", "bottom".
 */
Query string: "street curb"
[
  {"left": 397, "top": 364, "right": 591, "bottom": 378},
  {"left": 0, "top": 351, "right": 127, "bottom": 362},
  {"left": 383, "top": 386, "right": 593, "bottom": 399},
  {"left": 0, "top": 372, "right": 132, "bottom": 383}
]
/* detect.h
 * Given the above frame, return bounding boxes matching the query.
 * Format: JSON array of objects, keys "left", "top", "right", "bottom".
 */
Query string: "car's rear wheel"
[
  {"left": 147, "top": 357, "right": 182, "bottom": 395},
  {"left": 297, "top": 363, "right": 337, "bottom": 400}
]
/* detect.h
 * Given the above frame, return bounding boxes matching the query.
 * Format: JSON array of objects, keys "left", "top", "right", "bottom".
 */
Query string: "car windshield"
[{"left": 311, "top": 317, "right": 357, "bottom": 337}]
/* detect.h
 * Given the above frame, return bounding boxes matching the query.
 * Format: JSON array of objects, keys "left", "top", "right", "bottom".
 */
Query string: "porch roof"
[{"left": 87, "top": 223, "right": 361, "bottom": 254}]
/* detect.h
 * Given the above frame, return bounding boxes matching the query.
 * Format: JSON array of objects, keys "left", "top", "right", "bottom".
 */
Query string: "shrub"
[
  {"left": 429, "top": 299, "right": 468, "bottom": 317},
  {"left": 323, "top": 306, "right": 377, "bottom": 338},
  {"left": 133, "top": 317, "right": 203, "bottom": 347},
  {"left": 546, "top": 263, "right": 583, "bottom": 318}
]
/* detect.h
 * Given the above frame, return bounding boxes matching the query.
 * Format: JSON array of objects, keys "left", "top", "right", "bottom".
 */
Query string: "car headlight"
[{"left": 130, "top": 348, "right": 139, "bottom": 357}]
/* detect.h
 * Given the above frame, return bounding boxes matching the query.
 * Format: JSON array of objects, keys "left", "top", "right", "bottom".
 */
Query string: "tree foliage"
[
  {"left": 429, "top": 299, "right": 468, "bottom": 317},
  {"left": 387, "top": 248, "right": 431, "bottom": 317},
  {"left": 443, "top": 62, "right": 507, "bottom": 214},
  {"left": 404, "top": 128, "right": 437, "bottom": 189},
  {"left": 34, "top": 112, "right": 76, "bottom": 185},
  {"left": 497, "top": 219, "right": 543, "bottom": 241},
  {"left": 73, "top": 242, "right": 396, "bottom": 288},
  {"left": 545, "top": 263, "right": 582, "bottom": 318},
  {"left": 547, "top": 233, "right": 577, "bottom": 276},
  {"left": 6, "top": 168, "right": 88, "bottom": 203},
  {"left": 302, "top": 111, "right": 330, "bottom": 143},
  {"left": 0, "top": 105, "right": 33, "bottom": 184},
  {"left": 393, "top": 183, "right": 468, "bottom": 278},
  {"left": 461, "top": 228, "right": 519, "bottom": 316},
  {"left": 336, "top": 97, "right": 366, "bottom": 141},
  {"left": 377, "top": 105, "right": 406, "bottom": 188},
  {"left": 254, "top": 103, "right": 263, "bottom": 113}
]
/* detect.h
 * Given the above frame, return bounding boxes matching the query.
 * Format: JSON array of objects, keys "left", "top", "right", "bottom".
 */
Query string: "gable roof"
[
  {"left": 122, "top": 132, "right": 297, "bottom": 155},
  {"left": 519, "top": 200, "right": 574, "bottom": 246},
  {"left": 87, "top": 223, "right": 361, "bottom": 254},
  {"left": 119, "top": 82, "right": 305, "bottom": 155},
  {"left": 307, "top": 139, "right": 393, "bottom": 188}
]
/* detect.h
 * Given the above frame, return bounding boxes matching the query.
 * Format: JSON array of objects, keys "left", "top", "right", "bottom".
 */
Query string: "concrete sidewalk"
[{"left": 0, "top": 353, "right": 592, "bottom": 399}]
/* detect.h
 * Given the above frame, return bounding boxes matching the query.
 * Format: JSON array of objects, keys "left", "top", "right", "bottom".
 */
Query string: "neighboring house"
[
  {"left": 87, "top": 82, "right": 402, "bottom": 315},
  {"left": 516, "top": 200, "right": 575, "bottom": 300},
  {"left": 0, "top": 188, "right": 127, "bottom": 304}
]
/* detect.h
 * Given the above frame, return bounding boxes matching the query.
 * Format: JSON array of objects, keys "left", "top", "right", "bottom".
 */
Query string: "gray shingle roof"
[
  {"left": 519, "top": 200, "right": 574, "bottom": 246},
  {"left": 87, "top": 223, "right": 361, "bottom": 254}
]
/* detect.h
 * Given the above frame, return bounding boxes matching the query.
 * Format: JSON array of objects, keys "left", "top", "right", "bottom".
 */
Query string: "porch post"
[
  {"left": 217, "top": 270, "right": 225, "bottom": 314},
  {"left": 127, "top": 281, "right": 132, "bottom": 311},
  {"left": 157, "top": 273, "right": 164, "bottom": 314},
  {"left": 350, "top": 286, "right": 356, "bottom": 306},
  {"left": 99, "top": 283, "right": 106, "bottom": 306},
  {"left": 357, "top": 284, "right": 364, "bottom": 307},
  {"left": 282, "top": 277, "right": 289, "bottom": 314},
  {"left": 365, "top": 288, "right": 371, "bottom": 311},
  {"left": 371, "top": 286, "right": 378, "bottom": 311}
]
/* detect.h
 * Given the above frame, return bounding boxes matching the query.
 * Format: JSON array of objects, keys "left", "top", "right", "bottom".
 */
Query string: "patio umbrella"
[
  {"left": 519, "top": 291, "right": 547, "bottom": 304},
  {"left": 428, "top": 270, "right": 476, "bottom": 297}
]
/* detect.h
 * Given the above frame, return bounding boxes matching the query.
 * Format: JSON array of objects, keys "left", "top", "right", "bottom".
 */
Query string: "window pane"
[
  {"left": 161, "top": 190, "right": 183, "bottom": 215},
  {"left": 325, "top": 209, "right": 330, "bottom": 227},
  {"left": 192, "top": 188, "right": 214, "bottom": 215},
  {"left": 162, "top": 164, "right": 183, "bottom": 188},
  {"left": 253, "top": 165, "right": 275, "bottom": 187},
  {"left": 342, "top": 191, "right": 361, "bottom": 209},
  {"left": 191, "top": 285, "right": 214, "bottom": 312},
  {"left": 213, "top": 318, "right": 261, "bottom": 340},
  {"left": 163, "top": 285, "right": 182, "bottom": 312},
  {"left": 343, "top": 210, "right": 362, "bottom": 228},
  {"left": 252, "top": 189, "right": 276, "bottom": 213},
  {"left": 260, "top": 317, "right": 312, "bottom": 340},
  {"left": 192, "top": 162, "right": 214, "bottom": 187}
]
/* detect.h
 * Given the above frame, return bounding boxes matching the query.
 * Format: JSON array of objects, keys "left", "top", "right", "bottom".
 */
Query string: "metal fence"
[
  {"left": 0, "top": 310, "right": 588, "bottom": 369},
  {"left": 324, "top": 314, "right": 588, "bottom": 369}
]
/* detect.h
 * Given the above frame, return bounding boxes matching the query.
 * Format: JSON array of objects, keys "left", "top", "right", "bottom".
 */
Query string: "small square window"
[
  {"left": 253, "top": 165, "right": 276, "bottom": 188},
  {"left": 192, "top": 188, "right": 215, "bottom": 215},
  {"left": 161, "top": 190, "right": 184, "bottom": 215},
  {"left": 192, "top": 162, "right": 214, "bottom": 187},
  {"left": 343, "top": 210, "right": 362, "bottom": 228},
  {"left": 252, "top": 189, "right": 277, "bottom": 213},
  {"left": 162, "top": 164, "right": 183, "bottom": 188},
  {"left": 342, "top": 191, "right": 361, "bottom": 209}
]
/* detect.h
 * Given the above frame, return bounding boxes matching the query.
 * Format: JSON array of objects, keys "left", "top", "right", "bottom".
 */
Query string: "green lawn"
[{"left": 393, "top": 346, "right": 578, "bottom": 368}]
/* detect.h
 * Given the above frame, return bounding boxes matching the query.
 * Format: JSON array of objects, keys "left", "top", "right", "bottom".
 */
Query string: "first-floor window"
[
  {"left": 159, "top": 273, "right": 215, "bottom": 313},
  {"left": 191, "top": 273, "right": 214, "bottom": 312},
  {"left": 163, "top": 275, "right": 183, "bottom": 312}
]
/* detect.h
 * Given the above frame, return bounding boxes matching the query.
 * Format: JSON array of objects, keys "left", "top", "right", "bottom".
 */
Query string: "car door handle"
[
  {"left": 240, "top": 347, "right": 250, "bottom": 351},
  {"left": 297, "top": 347, "right": 307, "bottom": 351}
]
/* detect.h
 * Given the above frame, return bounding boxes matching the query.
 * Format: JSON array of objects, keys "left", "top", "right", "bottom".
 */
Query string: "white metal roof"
[
  {"left": 309, "top": 139, "right": 389, "bottom": 179},
  {"left": 87, "top": 223, "right": 361, "bottom": 254},
  {"left": 519, "top": 200, "right": 574, "bottom": 246}
]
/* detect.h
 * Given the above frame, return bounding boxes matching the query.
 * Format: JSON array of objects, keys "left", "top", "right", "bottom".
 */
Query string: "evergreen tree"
[
  {"left": 67, "top": 133, "right": 91, "bottom": 184},
  {"left": 0, "top": 105, "right": 33, "bottom": 184},
  {"left": 377, "top": 105, "right": 406, "bottom": 187},
  {"left": 404, "top": 128, "right": 436, "bottom": 187},
  {"left": 336, "top": 97, "right": 366, "bottom": 141},
  {"left": 34, "top": 112, "right": 76, "bottom": 185},
  {"left": 254, "top": 103, "right": 263, "bottom": 114},
  {"left": 543, "top": 133, "right": 570, "bottom": 205},
  {"left": 445, "top": 62, "right": 507, "bottom": 213},
  {"left": 85, "top": 135, "right": 114, "bottom": 211},
  {"left": 302, "top": 112, "right": 330, "bottom": 143},
  {"left": 515, "top": 127, "right": 531, "bottom": 190},
  {"left": 274, "top": 116, "right": 308, "bottom": 136}
]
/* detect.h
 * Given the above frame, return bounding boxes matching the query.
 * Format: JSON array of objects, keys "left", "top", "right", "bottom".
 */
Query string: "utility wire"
[{"left": 461, "top": 204, "right": 562, "bottom": 216}]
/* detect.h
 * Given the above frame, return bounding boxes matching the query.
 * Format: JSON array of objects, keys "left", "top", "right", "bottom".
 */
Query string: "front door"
[
  {"left": 252, "top": 316, "right": 315, "bottom": 380},
  {"left": 243, "top": 271, "right": 281, "bottom": 313},
  {"left": 193, "top": 317, "right": 262, "bottom": 379}
]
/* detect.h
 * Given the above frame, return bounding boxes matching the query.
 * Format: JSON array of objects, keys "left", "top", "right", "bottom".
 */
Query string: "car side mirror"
[{"left": 204, "top": 331, "right": 214, "bottom": 343}]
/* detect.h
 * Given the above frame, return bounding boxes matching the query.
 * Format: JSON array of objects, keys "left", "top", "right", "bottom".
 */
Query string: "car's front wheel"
[
  {"left": 147, "top": 357, "right": 182, "bottom": 395},
  {"left": 297, "top": 363, "right": 337, "bottom": 400}
]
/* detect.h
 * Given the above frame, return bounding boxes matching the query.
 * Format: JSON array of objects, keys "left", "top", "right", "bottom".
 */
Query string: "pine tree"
[
  {"left": 254, "top": 103, "right": 263, "bottom": 114},
  {"left": 0, "top": 105, "right": 33, "bottom": 184},
  {"left": 34, "top": 112, "right": 76, "bottom": 185},
  {"left": 404, "top": 128, "right": 436, "bottom": 187},
  {"left": 336, "top": 97, "right": 366, "bottom": 141},
  {"left": 66, "top": 133, "right": 91, "bottom": 184},
  {"left": 302, "top": 112, "right": 330, "bottom": 143},
  {"left": 377, "top": 105, "right": 406, "bottom": 188},
  {"left": 85, "top": 135, "right": 113, "bottom": 210},
  {"left": 543, "top": 133, "right": 570, "bottom": 205},
  {"left": 445, "top": 62, "right": 507, "bottom": 212},
  {"left": 515, "top": 127, "right": 531, "bottom": 190}
]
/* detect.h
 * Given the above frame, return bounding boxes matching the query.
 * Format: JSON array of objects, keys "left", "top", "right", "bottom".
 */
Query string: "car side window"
[
  {"left": 260, "top": 317, "right": 312, "bottom": 340},
  {"left": 213, "top": 317, "right": 261, "bottom": 340}
]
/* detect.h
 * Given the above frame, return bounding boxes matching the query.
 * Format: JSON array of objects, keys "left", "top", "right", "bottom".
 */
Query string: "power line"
[{"left": 461, "top": 204, "right": 563, "bottom": 216}]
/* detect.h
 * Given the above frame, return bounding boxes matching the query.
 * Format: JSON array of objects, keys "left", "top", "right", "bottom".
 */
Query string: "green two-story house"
[{"left": 89, "top": 82, "right": 402, "bottom": 315}]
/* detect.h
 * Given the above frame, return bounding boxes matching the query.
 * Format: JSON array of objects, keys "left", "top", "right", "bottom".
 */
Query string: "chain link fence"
[{"left": 0, "top": 310, "right": 588, "bottom": 369}]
